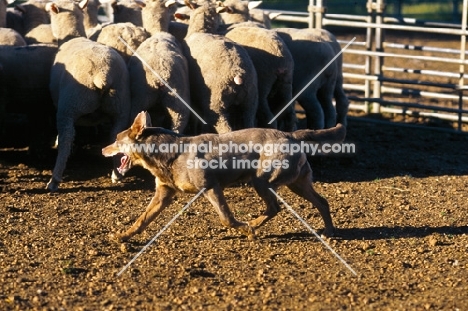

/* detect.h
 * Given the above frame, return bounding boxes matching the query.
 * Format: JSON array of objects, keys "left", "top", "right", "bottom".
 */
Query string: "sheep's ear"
[
  {"left": 134, "top": 0, "right": 146, "bottom": 8},
  {"left": 248, "top": 1, "right": 262, "bottom": 10},
  {"left": 174, "top": 12, "right": 190, "bottom": 21},
  {"left": 216, "top": 6, "right": 231, "bottom": 14},
  {"left": 14, "top": 5, "right": 26, "bottom": 14},
  {"left": 216, "top": 1, "right": 233, "bottom": 14},
  {"left": 269, "top": 12, "right": 281, "bottom": 20},
  {"left": 78, "top": 0, "right": 89, "bottom": 10},
  {"left": 165, "top": 0, "right": 177, "bottom": 8},
  {"left": 46, "top": 2, "right": 59, "bottom": 14}
]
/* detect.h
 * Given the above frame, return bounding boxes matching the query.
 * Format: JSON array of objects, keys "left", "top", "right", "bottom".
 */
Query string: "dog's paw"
[
  {"left": 46, "top": 178, "right": 60, "bottom": 192},
  {"left": 109, "top": 232, "right": 128, "bottom": 243},
  {"left": 111, "top": 170, "right": 122, "bottom": 183}
]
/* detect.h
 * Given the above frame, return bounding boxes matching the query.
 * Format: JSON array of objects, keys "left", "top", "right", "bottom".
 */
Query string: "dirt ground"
[{"left": 1, "top": 113, "right": 468, "bottom": 310}]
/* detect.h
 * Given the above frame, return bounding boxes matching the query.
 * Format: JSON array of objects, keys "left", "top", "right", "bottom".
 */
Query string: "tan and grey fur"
[{"left": 102, "top": 112, "right": 346, "bottom": 242}]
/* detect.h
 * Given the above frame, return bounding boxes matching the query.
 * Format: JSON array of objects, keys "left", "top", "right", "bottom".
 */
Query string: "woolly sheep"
[
  {"left": 183, "top": 1, "right": 258, "bottom": 134},
  {"left": 46, "top": 0, "right": 131, "bottom": 192},
  {"left": 141, "top": 0, "right": 177, "bottom": 35},
  {"left": 83, "top": 0, "right": 100, "bottom": 32},
  {"left": 0, "top": 44, "right": 57, "bottom": 153},
  {"left": 91, "top": 22, "right": 149, "bottom": 62},
  {"left": 225, "top": 26, "right": 296, "bottom": 131},
  {"left": 0, "top": 0, "right": 26, "bottom": 46},
  {"left": 0, "top": 27, "right": 26, "bottom": 45},
  {"left": 127, "top": 0, "right": 191, "bottom": 132},
  {"left": 276, "top": 28, "right": 349, "bottom": 129},
  {"left": 112, "top": 0, "right": 143, "bottom": 26},
  {"left": 128, "top": 33, "right": 191, "bottom": 132},
  {"left": 10, "top": 0, "right": 56, "bottom": 45}
]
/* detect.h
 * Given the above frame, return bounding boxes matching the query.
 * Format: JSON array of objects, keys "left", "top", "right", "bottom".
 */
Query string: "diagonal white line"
[
  {"left": 268, "top": 188, "right": 357, "bottom": 276},
  {"left": 269, "top": 37, "right": 357, "bottom": 125},
  {"left": 118, "top": 36, "right": 207, "bottom": 125},
  {"left": 117, "top": 188, "right": 206, "bottom": 277}
]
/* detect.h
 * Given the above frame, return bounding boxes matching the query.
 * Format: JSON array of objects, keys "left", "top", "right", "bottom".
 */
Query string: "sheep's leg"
[
  {"left": 318, "top": 85, "right": 337, "bottom": 129},
  {"left": 256, "top": 97, "right": 277, "bottom": 129},
  {"left": 248, "top": 180, "right": 281, "bottom": 229},
  {"left": 166, "top": 94, "right": 191, "bottom": 133},
  {"left": 287, "top": 168, "right": 335, "bottom": 237},
  {"left": 112, "top": 181, "right": 176, "bottom": 242},
  {"left": 298, "top": 93, "right": 325, "bottom": 130},
  {"left": 203, "top": 187, "right": 255, "bottom": 239},
  {"left": 46, "top": 114, "right": 75, "bottom": 192},
  {"left": 214, "top": 114, "right": 233, "bottom": 134},
  {"left": 334, "top": 81, "right": 349, "bottom": 127}
]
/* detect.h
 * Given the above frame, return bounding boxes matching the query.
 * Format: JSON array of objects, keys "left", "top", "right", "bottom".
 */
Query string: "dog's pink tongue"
[{"left": 120, "top": 155, "right": 128, "bottom": 169}]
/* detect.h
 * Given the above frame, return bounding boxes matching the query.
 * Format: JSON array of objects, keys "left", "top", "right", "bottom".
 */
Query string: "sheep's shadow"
[{"left": 263, "top": 225, "right": 468, "bottom": 241}]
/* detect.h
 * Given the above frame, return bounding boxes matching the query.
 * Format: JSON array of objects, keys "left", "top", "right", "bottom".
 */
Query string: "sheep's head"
[
  {"left": 219, "top": 0, "right": 262, "bottom": 24},
  {"left": 46, "top": 0, "right": 88, "bottom": 44},
  {"left": 140, "top": 0, "right": 178, "bottom": 34},
  {"left": 184, "top": 0, "right": 226, "bottom": 35}
]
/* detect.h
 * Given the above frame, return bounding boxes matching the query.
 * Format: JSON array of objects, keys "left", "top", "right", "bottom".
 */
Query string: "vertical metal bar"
[
  {"left": 372, "top": 0, "right": 384, "bottom": 113},
  {"left": 458, "top": 0, "right": 467, "bottom": 131},
  {"left": 315, "top": 0, "right": 323, "bottom": 30},
  {"left": 364, "top": 0, "right": 374, "bottom": 113},
  {"left": 308, "top": 0, "right": 315, "bottom": 29}
]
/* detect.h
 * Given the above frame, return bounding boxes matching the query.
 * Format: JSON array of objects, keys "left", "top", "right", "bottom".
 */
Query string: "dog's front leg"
[
  {"left": 111, "top": 183, "right": 176, "bottom": 242},
  {"left": 203, "top": 188, "right": 256, "bottom": 240}
]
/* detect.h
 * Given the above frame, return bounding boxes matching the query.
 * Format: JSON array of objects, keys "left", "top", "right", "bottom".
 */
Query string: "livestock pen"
[{"left": 263, "top": 0, "right": 468, "bottom": 132}]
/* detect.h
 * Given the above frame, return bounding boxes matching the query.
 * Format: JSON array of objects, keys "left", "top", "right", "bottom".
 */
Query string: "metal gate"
[{"left": 270, "top": 0, "right": 468, "bottom": 132}]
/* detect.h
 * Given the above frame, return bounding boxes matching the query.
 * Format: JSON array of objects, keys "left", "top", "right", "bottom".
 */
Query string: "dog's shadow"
[{"left": 263, "top": 225, "right": 468, "bottom": 241}]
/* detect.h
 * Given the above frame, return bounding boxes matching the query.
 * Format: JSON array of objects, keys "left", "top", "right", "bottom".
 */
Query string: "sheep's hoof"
[
  {"left": 321, "top": 227, "right": 336, "bottom": 239},
  {"left": 111, "top": 170, "right": 122, "bottom": 183},
  {"left": 46, "top": 178, "right": 60, "bottom": 192}
]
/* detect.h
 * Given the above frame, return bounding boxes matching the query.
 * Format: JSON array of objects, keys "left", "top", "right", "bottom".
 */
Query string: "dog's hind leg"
[
  {"left": 287, "top": 171, "right": 335, "bottom": 237},
  {"left": 248, "top": 180, "right": 282, "bottom": 229},
  {"left": 111, "top": 183, "right": 176, "bottom": 242},
  {"left": 203, "top": 187, "right": 255, "bottom": 239}
]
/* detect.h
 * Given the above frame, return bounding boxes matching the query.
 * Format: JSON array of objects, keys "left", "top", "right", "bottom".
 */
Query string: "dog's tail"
[{"left": 290, "top": 123, "right": 346, "bottom": 142}]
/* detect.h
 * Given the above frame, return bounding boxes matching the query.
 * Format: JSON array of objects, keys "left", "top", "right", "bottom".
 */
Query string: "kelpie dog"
[{"left": 102, "top": 112, "right": 346, "bottom": 242}]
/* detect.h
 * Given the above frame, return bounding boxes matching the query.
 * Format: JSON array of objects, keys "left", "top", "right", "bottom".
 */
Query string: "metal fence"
[{"left": 268, "top": 0, "right": 468, "bottom": 132}]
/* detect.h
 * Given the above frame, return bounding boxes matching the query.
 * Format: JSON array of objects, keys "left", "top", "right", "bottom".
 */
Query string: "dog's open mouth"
[{"left": 118, "top": 153, "right": 131, "bottom": 175}]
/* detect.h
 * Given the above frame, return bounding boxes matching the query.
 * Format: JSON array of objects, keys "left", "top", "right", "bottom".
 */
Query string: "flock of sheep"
[{"left": 0, "top": 0, "right": 349, "bottom": 192}]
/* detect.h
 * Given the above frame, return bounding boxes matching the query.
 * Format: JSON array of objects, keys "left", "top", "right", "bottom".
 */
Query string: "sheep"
[
  {"left": 219, "top": 0, "right": 274, "bottom": 30},
  {"left": 112, "top": 0, "right": 143, "bottom": 26},
  {"left": 45, "top": 0, "right": 131, "bottom": 192},
  {"left": 141, "top": 0, "right": 178, "bottom": 35},
  {"left": 276, "top": 28, "right": 349, "bottom": 129},
  {"left": 0, "top": 44, "right": 57, "bottom": 154},
  {"left": 83, "top": 0, "right": 100, "bottom": 32},
  {"left": 127, "top": 0, "right": 191, "bottom": 133},
  {"left": 225, "top": 25, "right": 296, "bottom": 132},
  {"left": 128, "top": 33, "right": 191, "bottom": 132},
  {"left": 0, "top": 0, "right": 26, "bottom": 46},
  {"left": 0, "top": 27, "right": 26, "bottom": 45},
  {"left": 91, "top": 22, "right": 149, "bottom": 62},
  {"left": 10, "top": 0, "right": 56, "bottom": 45},
  {"left": 182, "top": 1, "right": 258, "bottom": 134}
]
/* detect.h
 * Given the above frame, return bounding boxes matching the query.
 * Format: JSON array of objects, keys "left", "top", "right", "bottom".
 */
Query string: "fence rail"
[{"left": 267, "top": 0, "right": 468, "bottom": 132}]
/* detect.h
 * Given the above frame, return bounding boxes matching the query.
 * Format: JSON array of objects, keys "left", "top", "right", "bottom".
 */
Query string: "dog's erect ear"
[{"left": 131, "top": 112, "right": 152, "bottom": 137}]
